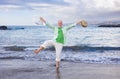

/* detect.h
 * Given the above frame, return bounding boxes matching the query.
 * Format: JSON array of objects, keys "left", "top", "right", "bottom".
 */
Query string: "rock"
[
  {"left": 98, "top": 24, "right": 120, "bottom": 27},
  {"left": 0, "top": 26, "right": 8, "bottom": 30},
  {"left": 4, "top": 46, "right": 26, "bottom": 51}
]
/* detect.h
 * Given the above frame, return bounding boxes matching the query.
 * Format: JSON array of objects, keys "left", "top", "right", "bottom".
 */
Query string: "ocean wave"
[
  {"left": 3, "top": 45, "right": 120, "bottom": 52},
  {"left": 60, "top": 46, "right": 120, "bottom": 51},
  {"left": 4, "top": 46, "right": 26, "bottom": 51},
  {"left": 26, "top": 46, "right": 120, "bottom": 52},
  {"left": 0, "top": 48, "right": 120, "bottom": 64},
  {"left": 0, "top": 56, "right": 24, "bottom": 60}
]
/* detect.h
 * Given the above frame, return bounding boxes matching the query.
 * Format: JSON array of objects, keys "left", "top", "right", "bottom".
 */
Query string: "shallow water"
[{"left": 0, "top": 25, "right": 120, "bottom": 64}]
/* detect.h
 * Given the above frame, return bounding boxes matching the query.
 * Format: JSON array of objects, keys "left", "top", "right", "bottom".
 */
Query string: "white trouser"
[{"left": 41, "top": 40, "right": 63, "bottom": 61}]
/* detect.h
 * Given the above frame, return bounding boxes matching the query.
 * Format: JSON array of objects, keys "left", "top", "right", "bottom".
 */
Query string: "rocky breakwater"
[
  {"left": 0, "top": 25, "right": 24, "bottom": 30},
  {"left": 98, "top": 24, "right": 120, "bottom": 27},
  {"left": 0, "top": 26, "right": 8, "bottom": 30}
]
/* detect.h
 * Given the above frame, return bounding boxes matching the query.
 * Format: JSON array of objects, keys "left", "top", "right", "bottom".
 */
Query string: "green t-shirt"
[
  {"left": 56, "top": 28, "right": 64, "bottom": 44},
  {"left": 46, "top": 22, "right": 76, "bottom": 44}
]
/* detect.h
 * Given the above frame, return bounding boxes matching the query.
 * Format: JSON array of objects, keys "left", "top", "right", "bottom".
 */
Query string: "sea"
[{"left": 0, "top": 25, "right": 120, "bottom": 64}]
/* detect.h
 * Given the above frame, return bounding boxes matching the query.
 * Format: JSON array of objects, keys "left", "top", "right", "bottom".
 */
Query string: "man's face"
[{"left": 58, "top": 20, "right": 63, "bottom": 28}]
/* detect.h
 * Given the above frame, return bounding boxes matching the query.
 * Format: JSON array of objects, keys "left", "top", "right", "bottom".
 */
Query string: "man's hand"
[
  {"left": 76, "top": 20, "right": 88, "bottom": 27},
  {"left": 40, "top": 17, "right": 46, "bottom": 24},
  {"left": 76, "top": 20, "right": 82, "bottom": 25}
]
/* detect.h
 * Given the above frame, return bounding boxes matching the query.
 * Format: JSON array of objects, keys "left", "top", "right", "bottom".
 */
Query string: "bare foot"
[
  {"left": 34, "top": 50, "right": 40, "bottom": 54},
  {"left": 34, "top": 46, "right": 44, "bottom": 54}
]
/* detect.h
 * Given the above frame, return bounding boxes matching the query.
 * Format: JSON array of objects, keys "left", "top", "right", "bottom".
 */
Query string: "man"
[{"left": 34, "top": 17, "right": 87, "bottom": 69}]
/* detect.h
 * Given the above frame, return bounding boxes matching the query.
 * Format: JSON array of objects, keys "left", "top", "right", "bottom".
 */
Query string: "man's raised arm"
[
  {"left": 65, "top": 20, "right": 87, "bottom": 30},
  {"left": 40, "top": 17, "right": 46, "bottom": 24},
  {"left": 40, "top": 17, "right": 54, "bottom": 30}
]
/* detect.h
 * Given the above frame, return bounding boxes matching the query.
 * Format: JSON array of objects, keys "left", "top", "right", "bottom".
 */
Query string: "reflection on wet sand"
[{"left": 56, "top": 68, "right": 61, "bottom": 79}]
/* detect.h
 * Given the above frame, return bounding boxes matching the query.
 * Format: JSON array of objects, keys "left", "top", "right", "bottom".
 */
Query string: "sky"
[{"left": 0, "top": 0, "right": 120, "bottom": 25}]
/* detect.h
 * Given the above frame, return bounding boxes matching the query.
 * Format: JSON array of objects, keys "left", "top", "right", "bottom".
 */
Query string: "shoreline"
[{"left": 0, "top": 59, "right": 120, "bottom": 79}]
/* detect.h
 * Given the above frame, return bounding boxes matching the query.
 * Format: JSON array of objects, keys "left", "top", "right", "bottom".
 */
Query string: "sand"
[{"left": 0, "top": 59, "right": 120, "bottom": 79}]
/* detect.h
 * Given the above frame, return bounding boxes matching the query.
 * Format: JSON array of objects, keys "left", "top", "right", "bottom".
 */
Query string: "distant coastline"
[
  {"left": 98, "top": 24, "right": 120, "bottom": 27},
  {"left": 0, "top": 25, "right": 24, "bottom": 30}
]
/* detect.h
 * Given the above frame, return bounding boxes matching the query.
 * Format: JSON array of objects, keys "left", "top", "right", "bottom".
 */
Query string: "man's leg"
[
  {"left": 34, "top": 46, "right": 44, "bottom": 54},
  {"left": 55, "top": 43, "right": 63, "bottom": 69},
  {"left": 34, "top": 40, "right": 54, "bottom": 54},
  {"left": 56, "top": 61, "right": 60, "bottom": 69}
]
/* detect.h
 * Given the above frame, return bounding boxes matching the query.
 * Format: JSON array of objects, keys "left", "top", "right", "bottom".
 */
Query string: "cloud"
[
  {"left": 0, "top": 0, "right": 119, "bottom": 12},
  {"left": 0, "top": 4, "right": 23, "bottom": 11},
  {"left": 0, "top": 0, "right": 119, "bottom": 25},
  {"left": 27, "top": 3, "right": 58, "bottom": 10},
  {"left": 0, "top": 0, "right": 70, "bottom": 11},
  {"left": 62, "top": 0, "right": 120, "bottom": 22},
  {"left": 0, "top": 0, "right": 69, "bottom": 8}
]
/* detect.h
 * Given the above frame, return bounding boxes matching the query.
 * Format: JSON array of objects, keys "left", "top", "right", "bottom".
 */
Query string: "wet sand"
[{"left": 0, "top": 59, "right": 120, "bottom": 79}]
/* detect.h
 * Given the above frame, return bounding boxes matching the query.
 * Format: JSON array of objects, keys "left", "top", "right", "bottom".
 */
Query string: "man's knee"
[{"left": 56, "top": 58, "right": 61, "bottom": 62}]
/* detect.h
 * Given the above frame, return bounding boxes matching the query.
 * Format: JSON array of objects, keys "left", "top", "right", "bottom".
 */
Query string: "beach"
[
  {"left": 0, "top": 0, "right": 120, "bottom": 79},
  {"left": 0, "top": 59, "right": 120, "bottom": 79},
  {"left": 0, "top": 26, "right": 120, "bottom": 79}
]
